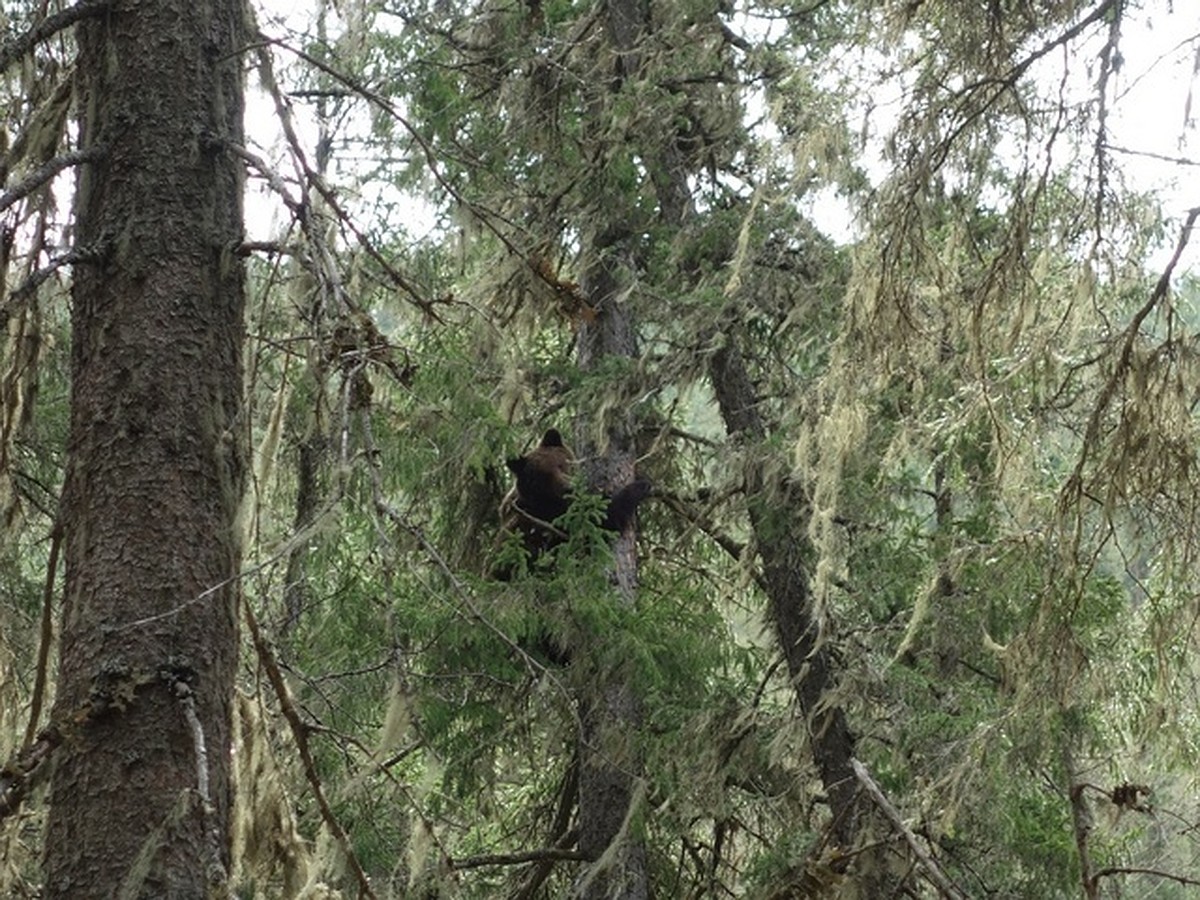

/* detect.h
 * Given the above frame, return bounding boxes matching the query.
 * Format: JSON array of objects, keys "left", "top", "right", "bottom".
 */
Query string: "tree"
[
  {"left": 5, "top": 0, "right": 1200, "bottom": 897},
  {"left": 39, "top": 0, "right": 247, "bottom": 896}
]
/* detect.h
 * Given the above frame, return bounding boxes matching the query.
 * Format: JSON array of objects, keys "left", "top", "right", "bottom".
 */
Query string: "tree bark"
[
  {"left": 43, "top": 1, "right": 247, "bottom": 897},
  {"left": 567, "top": 1, "right": 652, "bottom": 896},
  {"left": 571, "top": 236, "right": 649, "bottom": 900},
  {"left": 709, "top": 335, "right": 862, "bottom": 847}
]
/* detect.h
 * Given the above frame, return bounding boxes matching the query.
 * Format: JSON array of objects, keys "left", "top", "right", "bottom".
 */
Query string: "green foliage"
[{"left": 5, "top": 0, "right": 1200, "bottom": 896}]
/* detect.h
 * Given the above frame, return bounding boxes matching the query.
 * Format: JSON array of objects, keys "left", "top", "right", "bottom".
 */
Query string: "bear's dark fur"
[{"left": 499, "top": 428, "right": 651, "bottom": 572}]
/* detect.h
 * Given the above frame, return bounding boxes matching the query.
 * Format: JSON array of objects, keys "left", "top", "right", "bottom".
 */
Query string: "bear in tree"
[{"left": 498, "top": 428, "right": 651, "bottom": 574}]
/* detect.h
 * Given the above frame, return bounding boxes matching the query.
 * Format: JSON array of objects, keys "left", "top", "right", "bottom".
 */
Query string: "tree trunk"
[
  {"left": 615, "top": 0, "right": 866, "bottom": 851},
  {"left": 709, "top": 336, "right": 862, "bottom": 847},
  {"left": 43, "top": 1, "right": 247, "bottom": 897},
  {"left": 570, "top": 237, "right": 650, "bottom": 900},
  {"left": 567, "top": 0, "right": 652, "bottom": 896}
]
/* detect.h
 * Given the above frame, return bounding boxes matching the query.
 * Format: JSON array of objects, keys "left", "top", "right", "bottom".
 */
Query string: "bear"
[{"left": 497, "top": 428, "right": 651, "bottom": 574}]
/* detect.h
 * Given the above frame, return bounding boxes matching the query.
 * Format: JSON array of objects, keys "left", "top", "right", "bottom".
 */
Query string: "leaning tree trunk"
[
  {"left": 709, "top": 335, "right": 862, "bottom": 847},
  {"left": 43, "top": 1, "right": 247, "bottom": 897},
  {"left": 620, "top": 0, "right": 867, "bottom": 849}
]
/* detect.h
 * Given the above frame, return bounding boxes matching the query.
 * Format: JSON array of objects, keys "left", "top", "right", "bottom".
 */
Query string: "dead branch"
[
  {"left": 851, "top": 759, "right": 968, "bottom": 900},
  {"left": 656, "top": 489, "right": 770, "bottom": 593},
  {"left": 0, "top": 147, "right": 105, "bottom": 214},
  {"left": 657, "top": 490, "right": 746, "bottom": 559},
  {"left": 235, "top": 239, "right": 296, "bottom": 257},
  {"left": 1105, "top": 143, "right": 1200, "bottom": 167},
  {"left": 21, "top": 525, "right": 61, "bottom": 751},
  {"left": 0, "top": 726, "right": 61, "bottom": 821},
  {"left": 243, "top": 600, "right": 379, "bottom": 900},
  {"left": 247, "top": 43, "right": 443, "bottom": 321},
  {"left": 513, "top": 759, "right": 581, "bottom": 899},
  {"left": 253, "top": 34, "right": 593, "bottom": 322},
  {"left": 452, "top": 844, "right": 586, "bottom": 871},
  {"left": 3, "top": 244, "right": 108, "bottom": 324},
  {"left": 172, "top": 678, "right": 227, "bottom": 885},
  {"left": 0, "top": 0, "right": 115, "bottom": 73},
  {"left": 2, "top": 671, "right": 156, "bottom": 822},
  {"left": 1091, "top": 866, "right": 1200, "bottom": 891}
]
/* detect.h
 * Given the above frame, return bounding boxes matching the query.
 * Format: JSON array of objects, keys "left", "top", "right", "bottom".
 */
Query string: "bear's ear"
[{"left": 541, "top": 429, "right": 565, "bottom": 448}]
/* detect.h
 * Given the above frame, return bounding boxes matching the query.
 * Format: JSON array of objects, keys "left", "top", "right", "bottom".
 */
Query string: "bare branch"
[
  {"left": 253, "top": 34, "right": 595, "bottom": 319},
  {"left": 235, "top": 239, "right": 296, "bottom": 257},
  {"left": 0, "top": 726, "right": 61, "bottom": 821},
  {"left": 0, "top": 0, "right": 115, "bottom": 73},
  {"left": 243, "top": 600, "right": 379, "bottom": 900},
  {"left": 3, "top": 244, "right": 107, "bottom": 321},
  {"left": 247, "top": 43, "right": 445, "bottom": 320},
  {"left": 173, "top": 678, "right": 227, "bottom": 885},
  {"left": 1091, "top": 1, "right": 1124, "bottom": 245},
  {"left": 20, "top": 526, "right": 61, "bottom": 752},
  {"left": 1105, "top": 143, "right": 1200, "bottom": 167},
  {"left": 852, "top": 759, "right": 968, "bottom": 900},
  {"left": 452, "top": 845, "right": 587, "bottom": 871},
  {"left": 224, "top": 140, "right": 304, "bottom": 216},
  {"left": 0, "top": 147, "right": 105, "bottom": 214},
  {"left": 2, "top": 672, "right": 157, "bottom": 822},
  {"left": 1092, "top": 866, "right": 1200, "bottom": 891}
]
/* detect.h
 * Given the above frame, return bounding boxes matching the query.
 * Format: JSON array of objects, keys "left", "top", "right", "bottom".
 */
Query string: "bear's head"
[
  {"left": 504, "top": 428, "right": 574, "bottom": 527},
  {"left": 496, "top": 428, "right": 652, "bottom": 580}
]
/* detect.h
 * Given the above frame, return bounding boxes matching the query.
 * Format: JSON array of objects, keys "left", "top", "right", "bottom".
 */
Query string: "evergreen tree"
[{"left": 3, "top": 0, "right": 1200, "bottom": 897}]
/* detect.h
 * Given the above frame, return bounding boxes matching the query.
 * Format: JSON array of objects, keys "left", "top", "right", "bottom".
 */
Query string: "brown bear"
[{"left": 498, "top": 428, "right": 651, "bottom": 573}]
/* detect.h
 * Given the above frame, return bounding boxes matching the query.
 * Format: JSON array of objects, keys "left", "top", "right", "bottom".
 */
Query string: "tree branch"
[
  {"left": 2, "top": 244, "right": 108, "bottom": 325},
  {"left": 0, "top": 147, "right": 106, "bottom": 215},
  {"left": 20, "top": 525, "right": 61, "bottom": 752},
  {"left": 253, "top": 34, "right": 590, "bottom": 321},
  {"left": 452, "top": 845, "right": 586, "bottom": 871},
  {"left": 0, "top": 0, "right": 115, "bottom": 73},
  {"left": 2, "top": 672, "right": 157, "bottom": 822},
  {"left": 172, "top": 678, "right": 227, "bottom": 886},
  {"left": 243, "top": 601, "right": 379, "bottom": 900},
  {"left": 852, "top": 759, "right": 968, "bottom": 900},
  {"left": 0, "top": 726, "right": 61, "bottom": 821},
  {"left": 1063, "top": 205, "right": 1200, "bottom": 509},
  {"left": 1092, "top": 866, "right": 1200, "bottom": 891}
]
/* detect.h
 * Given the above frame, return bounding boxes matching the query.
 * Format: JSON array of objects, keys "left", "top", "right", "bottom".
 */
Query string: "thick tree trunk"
[
  {"left": 571, "top": 240, "right": 649, "bottom": 900},
  {"left": 567, "top": 0, "right": 652, "bottom": 896},
  {"left": 43, "top": 1, "right": 247, "bottom": 897}
]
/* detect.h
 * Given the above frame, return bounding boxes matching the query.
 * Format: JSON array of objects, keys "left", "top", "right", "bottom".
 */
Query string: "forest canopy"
[{"left": 2, "top": 0, "right": 1200, "bottom": 897}]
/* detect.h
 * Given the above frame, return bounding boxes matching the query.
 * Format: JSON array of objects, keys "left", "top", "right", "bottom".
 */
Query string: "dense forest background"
[{"left": 2, "top": 0, "right": 1200, "bottom": 896}]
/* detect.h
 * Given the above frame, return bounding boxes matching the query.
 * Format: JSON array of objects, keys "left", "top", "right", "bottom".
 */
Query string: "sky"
[
  {"left": 1101, "top": 7, "right": 1200, "bottom": 239},
  {"left": 244, "top": 1, "right": 1200, "bottom": 271}
]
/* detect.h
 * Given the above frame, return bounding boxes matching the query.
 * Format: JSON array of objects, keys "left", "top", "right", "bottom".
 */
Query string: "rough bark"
[
  {"left": 570, "top": 237, "right": 649, "bottom": 900},
  {"left": 709, "top": 336, "right": 862, "bottom": 847},
  {"left": 43, "top": 0, "right": 247, "bottom": 897},
  {"left": 567, "top": 0, "right": 652, "bottom": 896}
]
